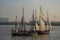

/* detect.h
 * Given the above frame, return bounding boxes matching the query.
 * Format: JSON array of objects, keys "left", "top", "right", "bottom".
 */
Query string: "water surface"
[{"left": 0, "top": 25, "right": 60, "bottom": 40}]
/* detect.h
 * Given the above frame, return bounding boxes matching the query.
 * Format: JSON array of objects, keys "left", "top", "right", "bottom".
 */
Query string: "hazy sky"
[{"left": 0, "top": 0, "right": 60, "bottom": 22}]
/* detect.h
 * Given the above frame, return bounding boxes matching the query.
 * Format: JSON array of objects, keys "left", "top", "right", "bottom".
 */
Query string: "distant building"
[{"left": 0, "top": 18, "right": 9, "bottom": 22}]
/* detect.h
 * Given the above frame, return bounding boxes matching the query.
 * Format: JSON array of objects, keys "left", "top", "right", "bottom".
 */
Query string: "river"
[{"left": 0, "top": 25, "right": 60, "bottom": 40}]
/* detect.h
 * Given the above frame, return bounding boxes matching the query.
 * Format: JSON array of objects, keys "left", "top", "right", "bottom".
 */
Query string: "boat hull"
[
  {"left": 11, "top": 29, "right": 50, "bottom": 36},
  {"left": 11, "top": 31, "right": 34, "bottom": 36},
  {"left": 37, "top": 30, "right": 50, "bottom": 34}
]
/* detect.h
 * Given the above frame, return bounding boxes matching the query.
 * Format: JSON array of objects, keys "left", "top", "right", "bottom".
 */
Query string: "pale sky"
[{"left": 0, "top": 0, "right": 60, "bottom": 22}]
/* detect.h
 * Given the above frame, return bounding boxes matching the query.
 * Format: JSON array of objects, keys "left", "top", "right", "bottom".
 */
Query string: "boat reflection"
[
  {"left": 34, "top": 34, "right": 50, "bottom": 40},
  {"left": 11, "top": 34, "right": 50, "bottom": 40}
]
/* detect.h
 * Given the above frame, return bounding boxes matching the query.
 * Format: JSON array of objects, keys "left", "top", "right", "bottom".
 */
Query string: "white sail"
[
  {"left": 46, "top": 11, "right": 49, "bottom": 30},
  {"left": 40, "top": 19, "right": 45, "bottom": 31},
  {"left": 39, "top": 6, "right": 46, "bottom": 31},
  {"left": 35, "top": 23, "right": 40, "bottom": 31}
]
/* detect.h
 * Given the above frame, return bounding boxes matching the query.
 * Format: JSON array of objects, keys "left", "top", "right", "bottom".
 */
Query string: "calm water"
[{"left": 0, "top": 25, "right": 60, "bottom": 40}]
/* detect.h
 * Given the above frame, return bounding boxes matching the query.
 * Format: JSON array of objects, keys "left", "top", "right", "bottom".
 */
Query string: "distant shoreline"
[{"left": 0, "top": 22, "right": 60, "bottom": 26}]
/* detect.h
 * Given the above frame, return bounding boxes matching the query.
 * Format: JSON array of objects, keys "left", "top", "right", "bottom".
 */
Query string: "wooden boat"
[
  {"left": 11, "top": 7, "right": 34, "bottom": 36},
  {"left": 35, "top": 6, "right": 50, "bottom": 34},
  {"left": 11, "top": 30, "right": 33, "bottom": 36}
]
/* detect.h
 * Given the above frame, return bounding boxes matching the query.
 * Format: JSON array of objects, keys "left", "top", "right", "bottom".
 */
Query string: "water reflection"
[
  {"left": 40, "top": 34, "right": 49, "bottom": 40},
  {"left": 11, "top": 34, "right": 50, "bottom": 40},
  {"left": 34, "top": 34, "right": 50, "bottom": 40},
  {"left": 0, "top": 25, "right": 60, "bottom": 40},
  {"left": 11, "top": 36, "right": 34, "bottom": 40},
  {"left": 11, "top": 36, "right": 17, "bottom": 40}
]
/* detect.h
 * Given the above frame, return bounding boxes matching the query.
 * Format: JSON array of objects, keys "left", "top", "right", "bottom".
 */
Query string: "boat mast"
[
  {"left": 31, "top": 10, "right": 35, "bottom": 30},
  {"left": 47, "top": 11, "right": 50, "bottom": 30},
  {"left": 32, "top": 10, "right": 35, "bottom": 25},
  {"left": 22, "top": 7, "right": 24, "bottom": 24},
  {"left": 47, "top": 11, "right": 49, "bottom": 30},
  {"left": 21, "top": 7, "right": 25, "bottom": 31},
  {"left": 35, "top": 10, "right": 37, "bottom": 30},
  {"left": 15, "top": 16, "right": 17, "bottom": 32},
  {"left": 34, "top": 10, "right": 37, "bottom": 24}
]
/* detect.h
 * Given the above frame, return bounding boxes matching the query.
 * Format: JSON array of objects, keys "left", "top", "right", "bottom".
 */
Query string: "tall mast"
[
  {"left": 31, "top": 10, "right": 34, "bottom": 30},
  {"left": 32, "top": 10, "right": 35, "bottom": 24},
  {"left": 21, "top": 7, "right": 25, "bottom": 31},
  {"left": 35, "top": 10, "right": 37, "bottom": 30},
  {"left": 21, "top": 7, "right": 24, "bottom": 24},
  {"left": 47, "top": 11, "right": 50, "bottom": 30},
  {"left": 15, "top": 16, "right": 17, "bottom": 32},
  {"left": 47, "top": 11, "right": 49, "bottom": 25},
  {"left": 35, "top": 10, "right": 37, "bottom": 21},
  {"left": 46, "top": 11, "right": 49, "bottom": 30}
]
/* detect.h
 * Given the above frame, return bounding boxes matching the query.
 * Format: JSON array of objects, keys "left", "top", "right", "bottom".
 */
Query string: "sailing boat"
[
  {"left": 11, "top": 7, "right": 34, "bottom": 36},
  {"left": 20, "top": 7, "right": 33, "bottom": 36},
  {"left": 11, "top": 7, "right": 27, "bottom": 36},
  {"left": 11, "top": 16, "right": 19, "bottom": 36},
  {"left": 35, "top": 6, "right": 50, "bottom": 34}
]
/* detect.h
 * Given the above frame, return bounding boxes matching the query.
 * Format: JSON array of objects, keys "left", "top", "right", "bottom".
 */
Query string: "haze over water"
[{"left": 0, "top": 0, "right": 60, "bottom": 22}]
